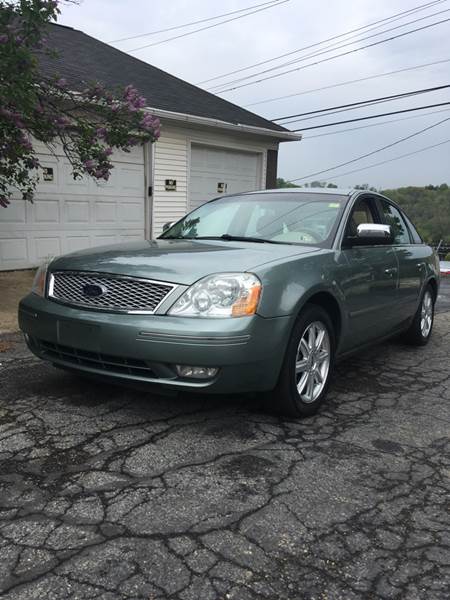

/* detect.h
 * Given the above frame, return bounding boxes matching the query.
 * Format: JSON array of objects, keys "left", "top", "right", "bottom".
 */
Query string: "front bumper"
[{"left": 19, "top": 294, "right": 292, "bottom": 393}]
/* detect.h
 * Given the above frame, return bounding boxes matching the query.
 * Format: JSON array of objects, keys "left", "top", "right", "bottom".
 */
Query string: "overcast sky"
[{"left": 58, "top": 0, "right": 450, "bottom": 189}]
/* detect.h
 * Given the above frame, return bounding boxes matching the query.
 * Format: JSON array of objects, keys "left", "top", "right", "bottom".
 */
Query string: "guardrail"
[{"left": 432, "top": 242, "right": 450, "bottom": 258}]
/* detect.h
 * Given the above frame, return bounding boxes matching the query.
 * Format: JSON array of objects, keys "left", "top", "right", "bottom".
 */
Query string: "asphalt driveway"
[{"left": 0, "top": 286, "right": 449, "bottom": 599}]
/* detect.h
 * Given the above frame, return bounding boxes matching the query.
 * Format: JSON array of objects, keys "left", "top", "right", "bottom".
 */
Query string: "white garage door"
[
  {"left": 189, "top": 144, "right": 261, "bottom": 211},
  {"left": 0, "top": 144, "right": 146, "bottom": 270}
]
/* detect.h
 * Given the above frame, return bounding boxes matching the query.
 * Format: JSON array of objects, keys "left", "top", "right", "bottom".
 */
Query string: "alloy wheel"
[
  {"left": 420, "top": 290, "right": 433, "bottom": 338},
  {"left": 295, "top": 321, "right": 330, "bottom": 404}
]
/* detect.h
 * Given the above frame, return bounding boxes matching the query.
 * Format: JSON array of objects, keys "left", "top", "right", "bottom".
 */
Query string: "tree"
[
  {"left": 276, "top": 177, "right": 300, "bottom": 188},
  {"left": 354, "top": 184, "right": 377, "bottom": 191},
  {"left": 382, "top": 185, "right": 450, "bottom": 242},
  {"left": 0, "top": 0, "right": 160, "bottom": 208}
]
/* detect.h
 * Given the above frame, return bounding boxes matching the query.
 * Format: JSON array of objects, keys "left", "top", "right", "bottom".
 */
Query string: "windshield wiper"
[{"left": 193, "top": 234, "right": 284, "bottom": 244}]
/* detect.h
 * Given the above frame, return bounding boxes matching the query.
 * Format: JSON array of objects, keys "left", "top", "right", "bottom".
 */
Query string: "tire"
[
  {"left": 403, "top": 284, "right": 435, "bottom": 346},
  {"left": 267, "top": 304, "right": 336, "bottom": 418}
]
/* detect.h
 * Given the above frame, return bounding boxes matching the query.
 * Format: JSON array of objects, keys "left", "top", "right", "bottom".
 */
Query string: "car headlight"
[
  {"left": 31, "top": 261, "right": 50, "bottom": 297},
  {"left": 168, "top": 272, "right": 261, "bottom": 318}
]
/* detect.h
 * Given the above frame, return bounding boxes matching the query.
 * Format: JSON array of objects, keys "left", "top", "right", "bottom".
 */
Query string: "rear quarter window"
[
  {"left": 402, "top": 213, "right": 423, "bottom": 244},
  {"left": 380, "top": 200, "right": 411, "bottom": 244}
]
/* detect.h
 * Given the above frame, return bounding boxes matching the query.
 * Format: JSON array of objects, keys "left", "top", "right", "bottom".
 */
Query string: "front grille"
[
  {"left": 49, "top": 271, "right": 176, "bottom": 313},
  {"left": 37, "top": 339, "right": 158, "bottom": 379}
]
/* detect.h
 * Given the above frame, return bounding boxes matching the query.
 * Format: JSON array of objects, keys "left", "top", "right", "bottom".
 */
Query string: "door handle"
[
  {"left": 416, "top": 262, "right": 424, "bottom": 270},
  {"left": 384, "top": 267, "right": 398, "bottom": 276}
]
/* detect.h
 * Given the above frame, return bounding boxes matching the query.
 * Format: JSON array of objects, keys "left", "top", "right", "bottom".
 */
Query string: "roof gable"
[{"left": 38, "top": 24, "right": 287, "bottom": 134}]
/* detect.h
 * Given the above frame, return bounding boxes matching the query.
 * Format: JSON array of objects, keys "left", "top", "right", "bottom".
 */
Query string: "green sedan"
[{"left": 19, "top": 189, "right": 439, "bottom": 417}]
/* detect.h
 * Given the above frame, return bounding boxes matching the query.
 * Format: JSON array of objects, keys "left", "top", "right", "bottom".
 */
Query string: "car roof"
[{"left": 242, "top": 187, "right": 356, "bottom": 197}]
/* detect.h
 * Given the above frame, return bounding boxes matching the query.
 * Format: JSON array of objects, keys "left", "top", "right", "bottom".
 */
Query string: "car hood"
[{"left": 49, "top": 239, "right": 318, "bottom": 285}]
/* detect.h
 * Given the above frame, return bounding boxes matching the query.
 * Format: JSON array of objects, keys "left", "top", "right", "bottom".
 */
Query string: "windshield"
[{"left": 160, "top": 192, "right": 347, "bottom": 247}]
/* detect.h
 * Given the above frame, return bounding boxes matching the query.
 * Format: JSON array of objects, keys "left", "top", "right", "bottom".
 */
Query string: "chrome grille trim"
[{"left": 48, "top": 271, "right": 177, "bottom": 314}]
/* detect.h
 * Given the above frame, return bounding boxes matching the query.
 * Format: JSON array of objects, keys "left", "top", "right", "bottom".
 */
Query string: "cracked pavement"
[{"left": 0, "top": 282, "right": 449, "bottom": 599}]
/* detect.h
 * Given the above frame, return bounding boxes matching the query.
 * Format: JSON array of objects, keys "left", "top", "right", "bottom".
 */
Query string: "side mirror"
[
  {"left": 354, "top": 223, "right": 392, "bottom": 245},
  {"left": 162, "top": 221, "right": 175, "bottom": 233}
]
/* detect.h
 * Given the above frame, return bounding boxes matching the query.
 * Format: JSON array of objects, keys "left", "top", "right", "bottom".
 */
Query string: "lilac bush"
[{"left": 0, "top": 0, "right": 160, "bottom": 208}]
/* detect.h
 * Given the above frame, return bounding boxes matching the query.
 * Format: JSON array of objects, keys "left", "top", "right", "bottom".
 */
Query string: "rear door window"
[
  {"left": 379, "top": 200, "right": 411, "bottom": 244},
  {"left": 403, "top": 213, "right": 423, "bottom": 244}
]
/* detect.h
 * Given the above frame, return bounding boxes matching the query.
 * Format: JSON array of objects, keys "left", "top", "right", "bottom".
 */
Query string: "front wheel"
[
  {"left": 403, "top": 285, "right": 435, "bottom": 346},
  {"left": 268, "top": 304, "right": 336, "bottom": 418}
]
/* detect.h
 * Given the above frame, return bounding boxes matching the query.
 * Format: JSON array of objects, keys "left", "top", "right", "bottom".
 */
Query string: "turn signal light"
[{"left": 231, "top": 284, "right": 261, "bottom": 316}]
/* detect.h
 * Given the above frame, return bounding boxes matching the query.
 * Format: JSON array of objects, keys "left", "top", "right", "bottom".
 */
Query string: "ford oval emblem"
[{"left": 82, "top": 283, "right": 107, "bottom": 298}]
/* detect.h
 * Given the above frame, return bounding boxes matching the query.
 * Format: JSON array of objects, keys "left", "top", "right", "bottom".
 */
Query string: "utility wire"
[
  {"left": 128, "top": 0, "right": 289, "bottom": 51},
  {"left": 289, "top": 102, "right": 450, "bottom": 131},
  {"left": 302, "top": 108, "right": 450, "bottom": 140},
  {"left": 199, "top": 0, "right": 446, "bottom": 85},
  {"left": 289, "top": 95, "right": 424, "bottom": 125},
  {"left": 210, "top": 11, "right": 450, "bottom": 92},
  {"left": 289, "top": 116, "right": 450, "bottom": 182},
  {"left": 210, "top": 17, "right": 450, "bottom": 93},
  {"left": 295, "top": 138, "right": 450, "bottom": 182},
  {"left": 273, "top": 84, "right": 450, "bottom": 122},
  {"left": 281, "top": 88, "right": 450, "bottom": 127},
  {"left": 110, "top": 0, "right": 283, "bottom": 43},
  {"left": 244, "top": 58, "right": 450, "bottom": 107},
  {"left": 209, "top": 9, "right": 450, "bottom": 92}
]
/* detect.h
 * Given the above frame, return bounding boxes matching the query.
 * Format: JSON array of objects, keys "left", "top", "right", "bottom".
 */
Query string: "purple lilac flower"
[
  {"left": 55, "top": 116, "right": 70, "bottom": 128},
  {"left": 21, "top": 139, "right": 33, "bottom": 152},
  {"left": 140, "top": 113, "right": 154, "bottom": 129}
]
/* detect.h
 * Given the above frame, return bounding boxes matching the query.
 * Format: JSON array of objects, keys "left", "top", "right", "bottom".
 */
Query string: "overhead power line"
[
  {"left": 110, "top": 0, "right": 284, "bottom": 43},
  {"left": 288, "top": 116, "right": 450, "bottom": 182},
  {"left": 296, "top": 138, "right": 450, "bottom": 182},
  {"left": 210, "top": 17, "right": 450, "bottom": 94},
  {"left": 273, "top": 84, "right": 450, "bottom": 123},
  {"left": 244, "top": 58, "right": 450, "bottom": 107},
  {"left": 289, "top": 102, "right": 450, "bottom": 132},
  {"left": 198, "top": 0, "right": 447, "bottom": 85},
  {"left": 302, "top": 108, "right": 450, "bottom": 140},
  {"left": 127, "top": 0, "right": 289, "bottom": 51},
  {"left": 209, "top": 9, "right": 450, "bottom": 92}
]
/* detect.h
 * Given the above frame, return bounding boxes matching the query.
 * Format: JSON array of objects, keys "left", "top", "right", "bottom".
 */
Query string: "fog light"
[{"left": 175, "top": 365, "right": 219, "bottom": 380}]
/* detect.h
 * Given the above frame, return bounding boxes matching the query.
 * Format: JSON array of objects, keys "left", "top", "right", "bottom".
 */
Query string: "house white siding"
[
  {"left": 152, "top": 128, "right": 189, "bottom": 236},
  {"left": 151, "top": 123, "right": 275, "bottom": 237}
]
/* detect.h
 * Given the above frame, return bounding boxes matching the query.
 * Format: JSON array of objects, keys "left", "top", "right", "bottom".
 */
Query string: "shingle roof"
[{"left": 38, "top": 24, "right": 288, "bottom": 134}]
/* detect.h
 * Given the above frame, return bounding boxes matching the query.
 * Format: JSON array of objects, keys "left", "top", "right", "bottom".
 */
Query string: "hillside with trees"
[
  {"left": 382, "top": 185, "right": 450, "bottom": 243},
  {"left": 276, "top": 179, "right": 450, "bottom": 243}
]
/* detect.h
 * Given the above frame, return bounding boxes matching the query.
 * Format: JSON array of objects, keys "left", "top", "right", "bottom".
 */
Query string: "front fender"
[{"left": 254, "top": 250, "right": 348, "bottom": 324}]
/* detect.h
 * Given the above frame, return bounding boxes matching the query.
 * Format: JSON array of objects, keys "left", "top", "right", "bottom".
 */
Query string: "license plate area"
[{"left": 57, "top": 320, "right": 101, "bottom": 352}]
